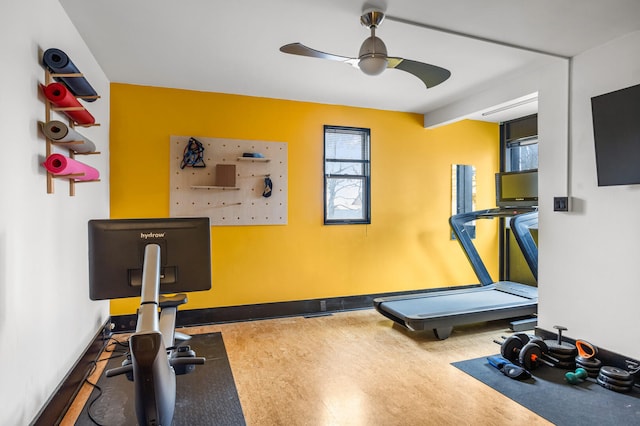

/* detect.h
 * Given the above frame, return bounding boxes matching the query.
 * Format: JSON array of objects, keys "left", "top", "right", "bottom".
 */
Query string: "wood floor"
[{"left": 63, "top": 309, "right": 551, "bottom": 425}]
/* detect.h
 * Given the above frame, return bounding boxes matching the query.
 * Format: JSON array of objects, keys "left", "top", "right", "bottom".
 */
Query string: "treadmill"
[{"left": 374, "top": 208, "right": 539, "bottom": 340}]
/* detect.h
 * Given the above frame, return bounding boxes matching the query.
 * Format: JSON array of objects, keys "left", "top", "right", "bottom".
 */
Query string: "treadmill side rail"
[
  {"left": 449, "top": 208, "right": 537, "bottom": 286},
  {"left": 449, "top": 210, "right": 495, "bottom": 286}
]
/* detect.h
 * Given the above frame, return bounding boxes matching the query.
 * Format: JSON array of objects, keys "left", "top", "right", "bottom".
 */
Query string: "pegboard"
[{"left": 170, "top": 135, "right": 287, "bottom": 226}]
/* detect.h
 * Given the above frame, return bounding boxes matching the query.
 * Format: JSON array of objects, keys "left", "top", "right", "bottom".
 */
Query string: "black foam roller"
[{"left": 42, "top": 48, "right": 97, "bottom": 102}]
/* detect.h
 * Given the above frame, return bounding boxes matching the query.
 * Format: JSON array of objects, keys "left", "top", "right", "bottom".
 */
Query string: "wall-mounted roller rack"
[{"left": 41, "top": 67, "right": 101, "bottom": 196}]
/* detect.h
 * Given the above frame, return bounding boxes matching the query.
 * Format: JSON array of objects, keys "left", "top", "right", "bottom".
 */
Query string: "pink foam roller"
[{"left": 43, "top": 154, "right": 99, "bottom": 181}]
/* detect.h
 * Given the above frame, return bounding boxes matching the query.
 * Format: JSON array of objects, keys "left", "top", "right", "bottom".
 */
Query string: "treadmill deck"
[{"left": 374, "top": 281, "right": 537, "bottom": 334}]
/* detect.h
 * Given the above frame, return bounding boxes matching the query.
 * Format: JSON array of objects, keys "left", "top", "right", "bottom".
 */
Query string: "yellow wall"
[{"left": 109, "top": 83, "right": 499, "bottom": 315}]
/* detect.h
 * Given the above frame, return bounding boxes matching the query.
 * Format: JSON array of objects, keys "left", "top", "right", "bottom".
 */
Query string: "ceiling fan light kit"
[
  {"left": 358, "top": 33, "right": 388, "bottom": 75},
  {"left": 279, "top": 9, "right": 451, "bottom": 89}
]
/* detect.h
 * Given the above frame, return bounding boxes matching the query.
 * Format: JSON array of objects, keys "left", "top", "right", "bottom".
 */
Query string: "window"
[
  {"left": 506, "top": 139, "right": 538, "bottom": 171},
  {"left": 502, "top": 114, "right": 538, "bottom": 172},
  {"left": 324, "top": 126, "right": 371, "bottom": 224}
]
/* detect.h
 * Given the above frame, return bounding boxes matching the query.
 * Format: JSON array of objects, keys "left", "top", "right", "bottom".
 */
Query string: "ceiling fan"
[{"left": 280, "top": 9, "right": 451, "bottom": 89}]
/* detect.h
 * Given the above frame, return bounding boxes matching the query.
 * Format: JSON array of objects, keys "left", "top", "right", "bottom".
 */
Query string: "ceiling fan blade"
[
  {"left": 280, "top": 43, "right": 357, "bottom": 64},
  {"left": 388, "top": 57, "right": 451, "bottom": 88}
]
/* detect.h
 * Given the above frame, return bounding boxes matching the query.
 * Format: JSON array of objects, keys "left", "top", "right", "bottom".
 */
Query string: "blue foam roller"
[{"left": 42, "top": 48, "right": 98, "bottom": 102}]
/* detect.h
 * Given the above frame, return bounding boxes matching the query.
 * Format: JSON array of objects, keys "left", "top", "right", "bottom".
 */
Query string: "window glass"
[
  {"left": 325, "top": 161, "right": 365, "bottom": 175},
  {"left": 324, "top": 126, "right": 371, "bottom": 224},
  {"left": 507, "top": 140, "right": 538, "bottom": 172}
]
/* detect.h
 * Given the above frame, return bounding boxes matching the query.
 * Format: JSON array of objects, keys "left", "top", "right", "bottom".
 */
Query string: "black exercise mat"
[
  {"left": 77, "top": 332, "right": 245, "bottom": 426},
  {"left": 452, "top": 356, "right": 640, "bottom": 425}
]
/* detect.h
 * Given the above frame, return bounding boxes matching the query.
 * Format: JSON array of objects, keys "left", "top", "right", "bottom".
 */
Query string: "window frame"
[{"left": 323, "top": 125, "right": 371, "bottom": 225}]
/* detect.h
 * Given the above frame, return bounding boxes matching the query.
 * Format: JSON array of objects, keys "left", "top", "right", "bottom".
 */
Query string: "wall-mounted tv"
[
  {"left": 88, "top": 217, "right": 211, "bottom": 300},
  {"left": 495, "top": 169, "right": 538, "bottom": 208},
  {"left": 591, "top": 82, "right": 640, "bottom": 186}
]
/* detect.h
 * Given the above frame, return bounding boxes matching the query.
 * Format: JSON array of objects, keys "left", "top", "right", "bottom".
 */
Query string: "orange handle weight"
[{"left": 576, "top": 340, "right": 597, "bottom": 359}]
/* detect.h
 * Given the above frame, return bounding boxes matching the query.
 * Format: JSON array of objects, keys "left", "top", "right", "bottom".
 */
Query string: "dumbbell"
[
  {"left": 496, "top": 335, "right": 555, "bottom": 370},
  {"left": 493, "top": 333, "right": 530, "bottom": 352},
  {"left": 565, "top": 367, "right": 588, "bottom": 385}
]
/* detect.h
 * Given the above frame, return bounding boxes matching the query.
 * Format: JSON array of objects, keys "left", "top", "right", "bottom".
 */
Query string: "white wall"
[
  {"left": 424, "top": 61, "right": 549, "bottom": 129},
  {"left": 0, "top": 2, "right": 109, "bottom": 424},
  {"left": 423, "top": 59, "right": 570, "bottom": 205},
  {"left": 538, "top": 31, "right": 640, "bottom": 359},
  {"left": 426, "top": 30, "right": 640, "bottom": 359}
]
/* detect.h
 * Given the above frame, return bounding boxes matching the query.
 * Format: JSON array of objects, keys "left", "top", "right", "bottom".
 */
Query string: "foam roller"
[
  {"left": 43, "top": 83, "right": 95, "bottom": 125},
  {"left": 42, "top": 48, "right": 98, "bottom": 101},
  {"left": 43, "top": 153, "right": 99, "bottom": 181},
  {"left": 41, "top": 120, "right": 96, "bottom": 153}
]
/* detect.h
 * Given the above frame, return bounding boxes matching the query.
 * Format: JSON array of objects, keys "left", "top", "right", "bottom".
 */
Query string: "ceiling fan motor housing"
[{"left": 358, "top": 36, "right": 388, "bottom": 75}]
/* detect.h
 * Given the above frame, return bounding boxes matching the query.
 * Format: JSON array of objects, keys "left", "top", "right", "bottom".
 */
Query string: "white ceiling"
[{"left": 59, "top": 0, "right": 640, "bottom": 122}]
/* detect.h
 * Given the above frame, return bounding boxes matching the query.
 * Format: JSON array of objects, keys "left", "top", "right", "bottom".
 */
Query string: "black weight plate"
[
  {"left": 528, "top": 337, "right": 549, "bottom": 354},
  {"left": 554, "top": 360, "right": 577, "bottom": 370},
  {"left": 549, "top": 351, "right": 577, "bottom": 362},
  {"left": 575, "top": 356, "right": 602, "bottom": 368},
  {"left": 580, "top": 369, "right": 600, "bottom": 378},
  {"left": 501, "top": 336, "right": 524, "bottom": 361},
  {"left": 597, "top": 376, "right": 632, "bottom": 393},
  {"left": 598, "top": 372, "right": 634, "bottom": 387},
  {"left": 519, "top": 343, "right": 542, "bottom": 370},
  {"left": 575, "top": 361, "right": 601, "bottom": 371},
  {"left": 545, "top": 340, "right": 577, "bottom": 355},
  {"left": 600, "top": 366, "right": 631, "bottom": 381},
  {"left": 512, "top": 332, "right": 532, "bottom": 344},
  {"left": 575, "top": 364, "right": 601, "bottom": 375}
]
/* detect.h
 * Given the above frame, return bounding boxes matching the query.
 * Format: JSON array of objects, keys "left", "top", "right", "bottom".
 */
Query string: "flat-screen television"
[
  {"left": 591, "top": 82, "right": 640, "bottom": 186},
  {"left": 495, "top": 169, "right": 538, "bottom": 208},
  {"left": 88, "top": 217, "right": 211, "bottom": 300}
]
